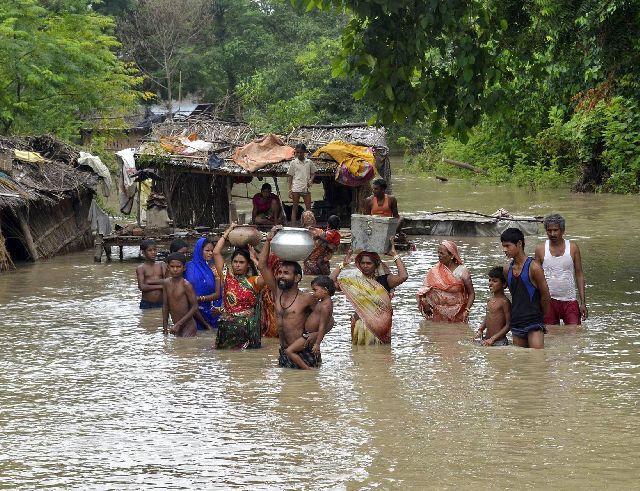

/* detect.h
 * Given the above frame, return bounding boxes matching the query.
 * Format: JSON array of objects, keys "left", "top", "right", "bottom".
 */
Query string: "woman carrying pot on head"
[
  {"left": 184, "top": 237, "right": 222, "bottom": 331},
  {"left": 213, "top": 224, "right": 266, "bottom": 349},
  {"left": 330, "top": 239, "right": 408, "bottom": 345},
  {"left": 417, "top": 240, "right": 475, "bottom": 323}
]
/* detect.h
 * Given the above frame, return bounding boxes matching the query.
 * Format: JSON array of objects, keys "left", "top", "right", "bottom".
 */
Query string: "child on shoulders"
[
  {"left": 163, "top": 253, "right": 198, "bottom": 337},
  {"left": 137, "top": 239, "right": 166, "bottom": 309},
  {"left": 475, "top": 266, "right": 511, "bottom": 346},
  {"left": 285, "top": 275, "right": 335, "bottom": 369}
]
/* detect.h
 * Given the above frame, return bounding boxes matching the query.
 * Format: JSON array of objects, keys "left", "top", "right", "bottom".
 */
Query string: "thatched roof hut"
[
  {"left": 134, "top": 120, "right": 390, "bottom": 228},
  {"left": 0, "top": 135, "right": 99, "bottom": 270}
]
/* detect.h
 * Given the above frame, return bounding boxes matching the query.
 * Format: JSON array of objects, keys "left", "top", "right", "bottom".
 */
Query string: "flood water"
[{"left": 1, "top": 167, "right": 639, "bottom": 489}]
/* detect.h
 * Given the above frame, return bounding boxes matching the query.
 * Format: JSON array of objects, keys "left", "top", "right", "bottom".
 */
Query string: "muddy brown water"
[{"left": 1, "top": 167, "right": 639, "bottom": 489}]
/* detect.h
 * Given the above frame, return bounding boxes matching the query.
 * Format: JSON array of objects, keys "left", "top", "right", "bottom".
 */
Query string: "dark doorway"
[{"left": 0, "top": 211, "right": 29, "bottom": 262}]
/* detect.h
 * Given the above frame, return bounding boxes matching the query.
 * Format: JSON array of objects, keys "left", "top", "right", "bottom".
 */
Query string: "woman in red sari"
[
  {"left": 417, "top": 240, "right": 475, "bottom": 323},
  {"left": 213, "top": 224, "right": 266, "bottom": 349}
]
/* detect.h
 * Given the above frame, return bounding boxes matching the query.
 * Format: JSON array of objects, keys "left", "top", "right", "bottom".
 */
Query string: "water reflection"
[{"left": 1, "top": 173, "right": 639, "bottom": 488}]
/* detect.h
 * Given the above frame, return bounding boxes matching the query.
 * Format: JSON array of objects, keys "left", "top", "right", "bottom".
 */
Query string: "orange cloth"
[
  {"left": 418, "top": 263, "right": 468, "bottom": 323},
  {"left": 232, "top": 134, "right": 295, "bottom": 172},
  {"left": 370, "top": 194, "right": 393, "bottom": 217}
]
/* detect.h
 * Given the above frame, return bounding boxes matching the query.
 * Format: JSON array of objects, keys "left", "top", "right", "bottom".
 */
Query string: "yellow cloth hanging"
[
  {"left": 313, "top": 140, "right": 377, "bottom": 186},
  {"left": 14, "top": 150, "right": 45, "bottom": 163}
]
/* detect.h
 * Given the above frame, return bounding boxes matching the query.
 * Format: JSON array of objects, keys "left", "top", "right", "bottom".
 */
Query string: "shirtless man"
[
  {"left": 258, "top": 226, "right": 320, "bottom": 368},
  {"left": 162, "top": 253, "right": 198, "bottom": 337},
  {"left": 534, "top": 213, "right": 587, "bottom": 326},
  {"left": 137, "top": 239, "right": 167, "bottom": 309}
]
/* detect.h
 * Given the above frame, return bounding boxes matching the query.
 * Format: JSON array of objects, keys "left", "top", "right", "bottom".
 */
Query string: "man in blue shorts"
[{"left": 501, "top": 228, "right": 550, "bottom": 349}]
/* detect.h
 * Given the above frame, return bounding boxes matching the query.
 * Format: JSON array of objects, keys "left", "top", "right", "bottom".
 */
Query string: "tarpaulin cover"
[
  {"left": 232, "top": 134, "right": 294, "bottom": 172},
  {"left": 313, "top": 140, "right": 376, "bottom": 187}
]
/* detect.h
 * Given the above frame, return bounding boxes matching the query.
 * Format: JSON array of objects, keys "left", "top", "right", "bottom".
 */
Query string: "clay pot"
[
  {"left": 269, "top": 227, "right": 315, "bottom": 261},
  {"left": 227, "top": 225, "right": 262, "bottom": 247}
]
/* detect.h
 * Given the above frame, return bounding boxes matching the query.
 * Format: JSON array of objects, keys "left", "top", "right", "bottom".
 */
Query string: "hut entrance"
[{"left": 0, "top": 211, "right": 29, "bottom": 263}]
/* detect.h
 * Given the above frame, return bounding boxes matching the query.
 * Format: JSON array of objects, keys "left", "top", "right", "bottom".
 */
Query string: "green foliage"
[{"left": 0, "top": 0, "right": 143, "bottom": 139}]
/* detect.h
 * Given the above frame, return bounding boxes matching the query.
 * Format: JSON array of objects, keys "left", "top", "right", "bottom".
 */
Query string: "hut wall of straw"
[
  {"left": 0, "top": 135, "right": 99, "bottom": 270},
  {"left": 162, "top": 168, "right": 229, "bottom": 227}
]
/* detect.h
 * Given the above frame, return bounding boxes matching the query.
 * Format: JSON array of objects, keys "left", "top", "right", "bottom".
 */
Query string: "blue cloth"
[
  {"left": 511, "top": 323, "right": 547, "bottom": 339},
  {"left": 185, "top": 237, "right": 222, "bottom": 330},
  {"left": 140, "top": 299, "right": 163, "bottom": 309},
  {"left": 508, "top": 257, "right": 544, "bottom": 329}
]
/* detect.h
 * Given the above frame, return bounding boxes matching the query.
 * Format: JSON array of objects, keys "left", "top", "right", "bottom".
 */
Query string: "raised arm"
[
  {"left": 329, "top": 249, "right": 352, "bottom": 288},
  {"left": 385, "top": 239, "right": 408, "bottom": 289},
  {"left": 572, "top": 242, "right": 588, "bottom": 320},
  {"left": 257, "top": 227, "right": 279, "bottom": 292},
  {"left": 213, "top": 224, "right": 236, "bottom": 277}
]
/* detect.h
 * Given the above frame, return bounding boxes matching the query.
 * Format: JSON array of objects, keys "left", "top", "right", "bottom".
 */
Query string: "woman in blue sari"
[{"left": 185, "top": 237, "right": 222, "bottom": 330}]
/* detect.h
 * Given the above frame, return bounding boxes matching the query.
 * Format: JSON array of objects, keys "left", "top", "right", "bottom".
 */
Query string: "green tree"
[{"left": 0, "top": 0, "right": 143, "bottom": 138}]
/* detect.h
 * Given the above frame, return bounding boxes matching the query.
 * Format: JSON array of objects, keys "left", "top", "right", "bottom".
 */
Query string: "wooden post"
[
  {"left": 16, "top": 210, "right": 38, "bottom": 261},
  {"left": 119, "top": 245, "right": 124, "bottom": 261},
  {"left": 227, "top": 177, "right": 237, "bottom": 223},
  {"left": 94, "top": 234, "right": 104, "bottom": 262},
  {"left": 137, "top": 181, "right": 142, "bottom": 225}
]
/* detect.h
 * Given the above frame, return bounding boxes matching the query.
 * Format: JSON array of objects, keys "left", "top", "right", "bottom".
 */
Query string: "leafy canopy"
[{"left": 0, "top": 0, "right": 143, "bottom": 138}]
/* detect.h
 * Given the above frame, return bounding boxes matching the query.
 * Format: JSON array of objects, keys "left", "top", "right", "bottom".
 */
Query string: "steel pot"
[{"left": 270, "top": 227, "right": 315, "bottom": 261}]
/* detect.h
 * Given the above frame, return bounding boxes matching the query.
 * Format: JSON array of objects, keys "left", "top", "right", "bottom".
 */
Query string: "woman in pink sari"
[{"left": 417, "top": 240, "right": 475, "bottom": 323}]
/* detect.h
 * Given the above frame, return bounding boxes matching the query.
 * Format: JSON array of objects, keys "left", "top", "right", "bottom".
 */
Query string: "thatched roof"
[
  {"left": 0, "top": 135, "right": 99, "bottom": 210},
  {"left": 136, "top": 120, "right": 389, "bottom": 177}
]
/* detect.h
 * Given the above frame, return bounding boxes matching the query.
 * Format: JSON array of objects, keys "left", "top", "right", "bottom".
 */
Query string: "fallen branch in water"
[{"left": 442, "top": 158, "right": 488, "bottom": 175}]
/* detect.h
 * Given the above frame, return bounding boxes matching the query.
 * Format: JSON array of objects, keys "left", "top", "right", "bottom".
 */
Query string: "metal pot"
[
  {"left": 270, "top": 227, "right": 315, "bottom": 261},
  {"left": 227, "top": 225, "right": 262, "bottom": 247}
]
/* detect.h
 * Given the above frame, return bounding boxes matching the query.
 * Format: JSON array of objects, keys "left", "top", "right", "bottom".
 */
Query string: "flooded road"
[{"left": 1, "top": 170, "right": 639, "bottom": 489}]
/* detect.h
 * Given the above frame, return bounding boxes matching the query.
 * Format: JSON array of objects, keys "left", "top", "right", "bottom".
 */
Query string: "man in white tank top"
[{"left": 534, "top": 214, "right": 587, "bottom": 325}]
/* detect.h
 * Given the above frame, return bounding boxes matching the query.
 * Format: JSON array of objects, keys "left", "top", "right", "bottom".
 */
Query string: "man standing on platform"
[{"left": 534, "top": 213, "right": 587, "bottom": 326}]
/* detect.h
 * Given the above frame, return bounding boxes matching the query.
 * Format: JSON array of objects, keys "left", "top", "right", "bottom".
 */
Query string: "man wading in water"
[{"left": 258, "top": 226, "right": 320, "bottom": 368}]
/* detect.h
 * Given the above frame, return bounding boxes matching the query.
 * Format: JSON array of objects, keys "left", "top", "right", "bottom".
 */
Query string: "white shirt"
[
  {"left": 287, "top": 158, "right": 317, "bottom": 193},
  {"left": 543, "top": 239, "right": 577, "bottom": 301}
]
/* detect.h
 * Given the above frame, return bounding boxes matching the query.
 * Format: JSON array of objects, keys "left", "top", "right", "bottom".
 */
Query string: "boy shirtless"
[
  {"left": 162, "top": 253, "right": 198, "bottom": 337},
  {"left": 475, "top": 266, "right": 511, "bottom": 346},
  {"left": 501, "top": 228, "right": 550, "bottom": 349},
  {"left": 285, "top": 275, "right": 335, "bottom": 369},
  {"left": 137, "top": 239, "right": 166, "bottom": 309}
]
